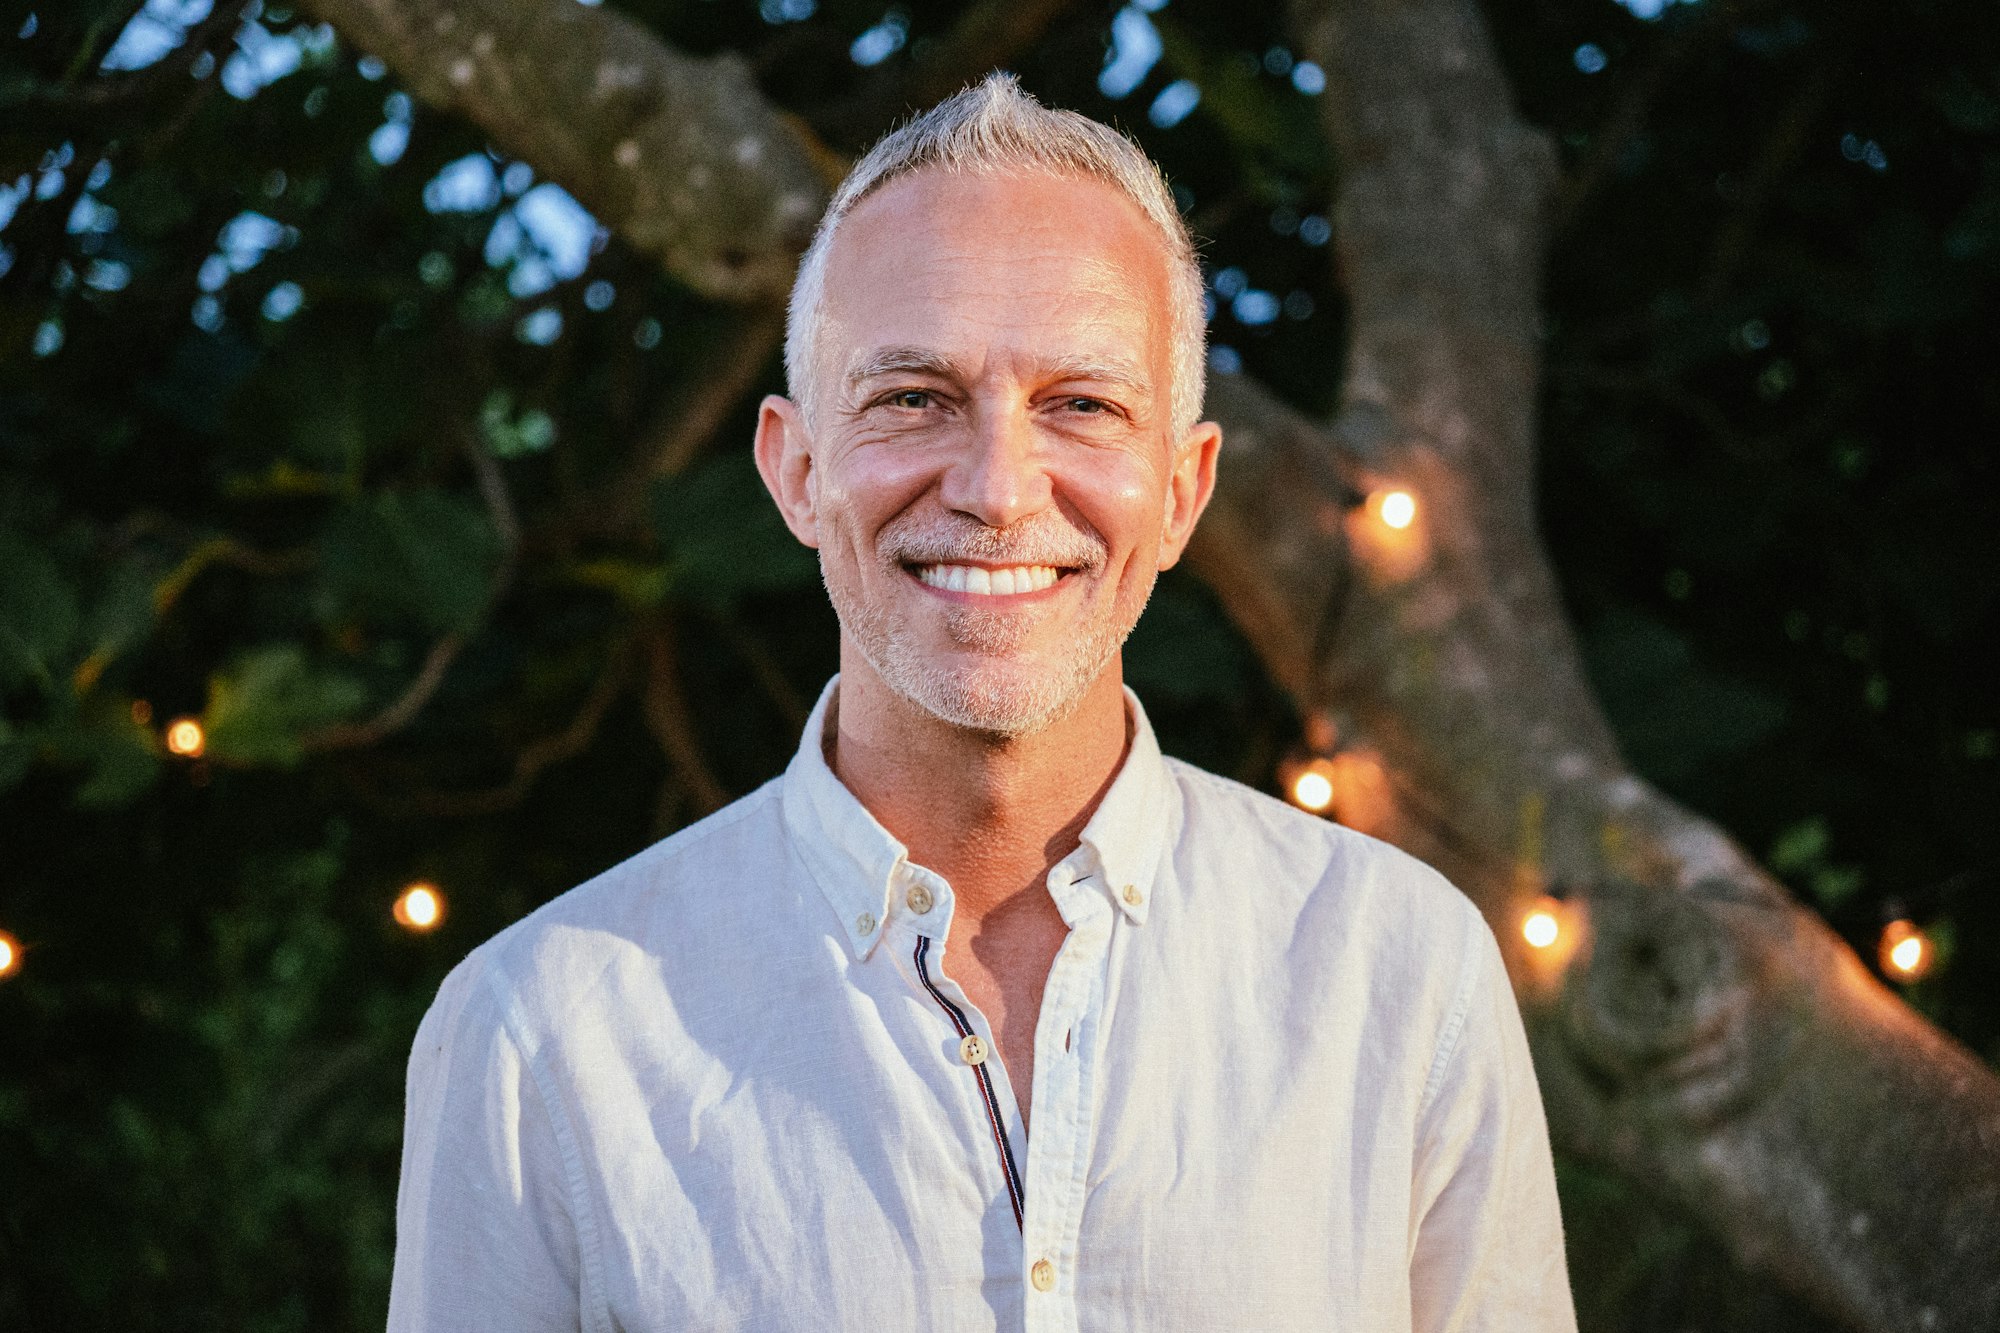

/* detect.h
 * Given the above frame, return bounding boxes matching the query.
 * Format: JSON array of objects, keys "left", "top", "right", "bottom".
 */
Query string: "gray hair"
[{"left": 784, "top": 73, "right": 1207, "bottom": 437}]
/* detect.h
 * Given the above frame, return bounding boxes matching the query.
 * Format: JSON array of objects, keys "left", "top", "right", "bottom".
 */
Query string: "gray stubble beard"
[{"left": 823, "top": 557, "right": 1149, "bottom": 739}]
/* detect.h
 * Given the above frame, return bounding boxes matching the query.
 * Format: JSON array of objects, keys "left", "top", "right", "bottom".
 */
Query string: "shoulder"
[
  {"left": 1165, "top": 757, "right": 1479, "bottom": 928},
  {"left": 413, "top": 780, "right": 789, "bottom": 1056}
]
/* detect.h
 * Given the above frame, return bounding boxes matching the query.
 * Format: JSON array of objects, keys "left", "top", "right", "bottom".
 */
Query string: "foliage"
[{"left": 1, "top": 0, "right": 1994, "bottom": 1328}]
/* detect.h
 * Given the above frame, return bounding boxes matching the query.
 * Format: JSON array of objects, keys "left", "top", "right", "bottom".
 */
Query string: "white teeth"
[{"left": 915, "top": 564, "right": 1061, "bottom": 595}]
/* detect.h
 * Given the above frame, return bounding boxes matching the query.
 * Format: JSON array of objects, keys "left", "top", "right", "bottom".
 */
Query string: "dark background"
[{"left": 2, "top": 0, "right": 1995, "bottom": 1327}]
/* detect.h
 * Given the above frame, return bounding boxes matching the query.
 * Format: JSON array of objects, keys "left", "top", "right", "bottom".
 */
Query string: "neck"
[{"left": 827, "top": 646, "right": 1131, "bottom": 922}]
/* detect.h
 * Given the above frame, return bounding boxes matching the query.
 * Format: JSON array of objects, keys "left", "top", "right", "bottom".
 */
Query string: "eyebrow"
[{"left": 844, "top": 347, "right": 1154, "bottom": 397}]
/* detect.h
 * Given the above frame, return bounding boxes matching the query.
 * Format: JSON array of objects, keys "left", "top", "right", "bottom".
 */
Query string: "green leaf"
[
  {"left": 1768, "top": 818, "right": 1829, "bottom": 875},
  {"left": 649, "top": 453, "right": 818, "bottom": 609},
  {"left": 0, "top": 527, "right": 80, "bottom": 694},
  {"left": 318, "top": 488, "right": 504, "bottom": 634},
  {"left": 203, "top": 647, "right": 368, "bottom": 767}
]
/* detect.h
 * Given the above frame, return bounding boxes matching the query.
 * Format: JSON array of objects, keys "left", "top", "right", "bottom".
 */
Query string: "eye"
[
  {"left": 1064, "top": 397, "right": 1107, "bottom": 414},
  {"left": 888, "top": 389, "right": 932, "bottom": 410}
]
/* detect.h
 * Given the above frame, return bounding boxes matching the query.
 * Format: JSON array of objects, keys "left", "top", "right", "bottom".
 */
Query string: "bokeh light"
[
  {"left": 1880, "top": 919, "right": 1934, "bottom": 982},
  {"left": 164, "top": 718, "right": 205, "bottom": 757},
  {"left": 394, "top": 883, "right": 445, "bottom": 932},
  {"left": 1377, "top": 489, "right": 1417, "bottom": 530}
]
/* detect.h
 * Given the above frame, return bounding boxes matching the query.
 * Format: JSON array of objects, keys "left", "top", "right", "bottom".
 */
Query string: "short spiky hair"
[{"left": 784, "top": 73, "right": 1207, "bottom": 436}]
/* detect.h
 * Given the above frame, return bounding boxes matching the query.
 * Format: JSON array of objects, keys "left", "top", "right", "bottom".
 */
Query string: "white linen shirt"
[{"left": 388, "top": 678, "right": 1576, "bottom": 1332}]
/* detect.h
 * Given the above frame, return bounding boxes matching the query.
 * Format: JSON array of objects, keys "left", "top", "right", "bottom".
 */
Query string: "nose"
[{"left": 938, "top": 401, "right": 1052, "bottom": 529}]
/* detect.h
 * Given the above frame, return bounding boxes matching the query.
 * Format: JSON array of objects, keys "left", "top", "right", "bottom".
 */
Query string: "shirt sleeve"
[
  {"left": 1408, "top": 906, "right": 1578, "bottom": 1333},
  {"left": 387, "top": 952, "right": 586, "bottom": 1333}
]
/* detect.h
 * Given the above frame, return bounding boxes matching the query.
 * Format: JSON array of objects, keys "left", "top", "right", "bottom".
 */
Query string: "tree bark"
[{"left": 305, "top": 0, "right": 2000, "bottom": 1326}]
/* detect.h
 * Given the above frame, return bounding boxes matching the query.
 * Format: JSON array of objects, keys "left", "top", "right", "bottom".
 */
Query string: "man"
[{"left": 389, "top": 76, "right": 1576, "bottom": 1331}]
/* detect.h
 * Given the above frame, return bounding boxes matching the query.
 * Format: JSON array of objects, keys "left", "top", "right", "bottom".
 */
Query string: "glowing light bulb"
[
  {"left": 1292, "top": 770, "right": 1335, "bottom": 812},
  {"left": 165, "top": 717, "right": 205, "bottom": 758},
  {"left": 1523, "top": 909, "right": 1560, "bottom": 949},
  {"left": 1880, "top": 919, "right": 1933, "bottom": 982},
  {"left": 1377, "top": 489, "right": 1417, "bottom": 530},
  {"left": 0, "top": 930, "right": 19, "bottom": 979},
  {"left": 395, "top": 883, "right": 445, "bottom": 932}
]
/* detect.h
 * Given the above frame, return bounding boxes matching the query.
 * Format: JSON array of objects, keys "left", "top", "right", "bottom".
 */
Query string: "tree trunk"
[{"left": 303, "top": 0, "right": 2000, "bottom": 1325}]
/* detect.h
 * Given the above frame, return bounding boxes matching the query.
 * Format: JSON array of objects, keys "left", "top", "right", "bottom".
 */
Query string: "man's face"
[{"left": 758, "top": 168, "right": 1217, "bottom": 736}]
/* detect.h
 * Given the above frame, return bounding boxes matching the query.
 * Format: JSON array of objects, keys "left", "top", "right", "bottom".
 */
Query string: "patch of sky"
[
  {"left": 192, "top": 294, "right": 223, "bottom": 332},
  {"left": 199, "top": 254, "right": 229, "bottom": 291},
  {"left": 517, "top": 307, "right": 563, "bottom": 345},
  {"left": 1840, "top": 134, "right": 1888, "bottom": 172},
  {"left": 1148, "top": 79, "right": 1200, "bottom": 129},
  {"left": 489, "top": 183, "right": 600, "bottom": 297},
  {"left": 86, "top": 260, "right": 131, "bottom": 292},
  {"left": 0, "top": 248, "right": 12, "bottom": 281},
  {"left": 222, "top": 21, "right": 303, "bottom": 99},
  {"left": 370, "top": 91, "right": 414, "bottom": 167},
  {"left": 68, "top": 196, "right": 118, "bottom": 234},
  {"left": 851, "top": 11, "right": 907, "bottom": 67},
  {"left": 190, "top": 49, "right": 215, "bottom": 79},
  {"left": 1291, "top": 61, "right": 1325, "bottom": 95},
  {"left": 1212, "top": 266, "right": 1248, "bottom": 298},
  {"left": 19, "top": 14, "right": 36, "bottom": 39},
  {"left": 1298, "top": 214, "right": 1331, "bottom": 246},
  {"left": 502, "top": 162, "right": 534, "bottom": 197},
  {"left": 425, "top": 154, "right": 503, "bottom": 213},
  {"left": 33, "top": 319, "right": 63, "bottom": 357},
  {"left": 1574, "top": 43, "right": 1607, "bottom": 74},
  {"left": 1099, "top": 7, "right": 1162, "bottom": 100},
  {"left": 218, "top": 210, "right": 287, "bottom": 271},
  {"left": 584, "top": 279, "right": 616, "bottom": 311},
  {"left": 87, "top": 160, "right": 112, "bottom": 191},
  {"left": 99, "top": 0, "right": 212, "bottom": 73},
  {"left": 1208, "top": 345, "right": 1242, "bottom": 374},
  {"left": 0, "top": 177, "right": 27, "bottom": 232},
  {"left": 262, "top": 280, "right": 303, "bottom": 320},
  {"left": 357, "top": 54, "right": 386, "bottom": 80},
  {"left": 1615, "top": 0, "right": 1696, "bottom": 19},
  {"left": 1233, "top": 289, "right": 1280, "bottom": 325},
  {"left": 760, "top": 0, "right": 816, "bottom": 23}
]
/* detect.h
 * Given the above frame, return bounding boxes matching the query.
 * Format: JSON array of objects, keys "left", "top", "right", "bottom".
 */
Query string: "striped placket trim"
[{"left": 913, "top": 934, "right": 1025, "bottom": 1231}]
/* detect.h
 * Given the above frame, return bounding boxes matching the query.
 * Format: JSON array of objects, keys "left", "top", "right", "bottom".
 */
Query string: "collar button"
[{"left": 905, "top": 884, "right": 934, "bottom": 915}]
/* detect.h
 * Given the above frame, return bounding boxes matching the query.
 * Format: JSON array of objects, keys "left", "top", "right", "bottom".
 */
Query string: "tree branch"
[{"left": 300, "top": 0, "right": 833, "bottom": 302}]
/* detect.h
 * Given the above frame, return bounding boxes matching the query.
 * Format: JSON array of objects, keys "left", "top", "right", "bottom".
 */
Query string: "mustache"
[{"left": 877, "top": 513, "right": 1106, "bottom": 569}]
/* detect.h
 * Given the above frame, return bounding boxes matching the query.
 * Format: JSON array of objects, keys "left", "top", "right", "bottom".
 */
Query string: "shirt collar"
[{"left": 780, "top": 675, "right": 1173, "bottom": 959}]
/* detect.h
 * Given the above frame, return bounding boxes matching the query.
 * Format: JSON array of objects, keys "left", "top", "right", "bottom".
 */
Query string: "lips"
[{"left": 912, "top": 563, "right": 1064, "bottom": 595}]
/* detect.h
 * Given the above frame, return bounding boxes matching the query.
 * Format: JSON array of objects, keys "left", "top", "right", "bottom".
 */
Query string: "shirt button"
[
  {"left": 958, "top": 1034, "right": 988, "bottom": 1066},
  {"left": 1122, "top": 883, "right": 1144, "bottom": 907},
  {"left": 854, "top": 911, "right": 876, "bottom": 936},
  {"left": 1030, "top": 1258, "right": 1056, "bottom": 1292},
  {"left": 905, "top": 884, "right": 934, "bottom": 915}
]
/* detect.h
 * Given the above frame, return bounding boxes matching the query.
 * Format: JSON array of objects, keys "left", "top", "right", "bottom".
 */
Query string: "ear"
[
  {"left": 753, "top": 394, "right": 821, "bottom": 549},
  {"left": 1156, "top": 420, "right": 1222, "bottom": 570}
]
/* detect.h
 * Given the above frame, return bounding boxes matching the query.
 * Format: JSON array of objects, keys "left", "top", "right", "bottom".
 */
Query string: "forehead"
[{"left": 818, "top": 168, "right": 1175, "bottom": 386}]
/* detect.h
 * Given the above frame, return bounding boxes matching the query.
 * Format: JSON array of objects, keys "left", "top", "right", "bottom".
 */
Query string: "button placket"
[{"left": 1020, "top": 893, "right": 1112, "bottom": 1329}]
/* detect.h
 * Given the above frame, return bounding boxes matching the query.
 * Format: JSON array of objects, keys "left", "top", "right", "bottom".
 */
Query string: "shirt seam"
[
  {"left": 1417, "top": 902, "right": 1484, "bottom": 1123},
  {"left": 484, "top": 963, "right": 616, "bottom": 1333}
]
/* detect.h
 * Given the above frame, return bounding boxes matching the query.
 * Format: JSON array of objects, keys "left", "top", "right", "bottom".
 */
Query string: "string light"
[
  {"left": 164, "top": 717, "right": 205, "bottom": 758},
  {"left": 394, "top": 882, "right": 445, "bottom": 932},
  {"left": 1879, "top": 919, "right": 1934, "bottom": 982},
  {"left": 1377, "top": 489, "right": 1417, "bottom": 530},
  {"left": 1282, "top": 757, "right": 1339, "bottom": 813},
  {"left": 0, "top": 929, "right": 19, "bottom": 980},
  {"left": 1522, "top": 906, "right": 1561, "bottom": 950}
]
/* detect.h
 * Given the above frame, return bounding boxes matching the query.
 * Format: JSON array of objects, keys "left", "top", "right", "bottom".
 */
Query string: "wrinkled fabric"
[{"left": 389, "top": 677, "right": 1576, "bottom": 1333}]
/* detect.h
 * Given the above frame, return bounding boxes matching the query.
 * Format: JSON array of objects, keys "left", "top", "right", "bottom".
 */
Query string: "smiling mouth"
[{"left": 909, "top": 562, "right": 1068, "bottom": 596}]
